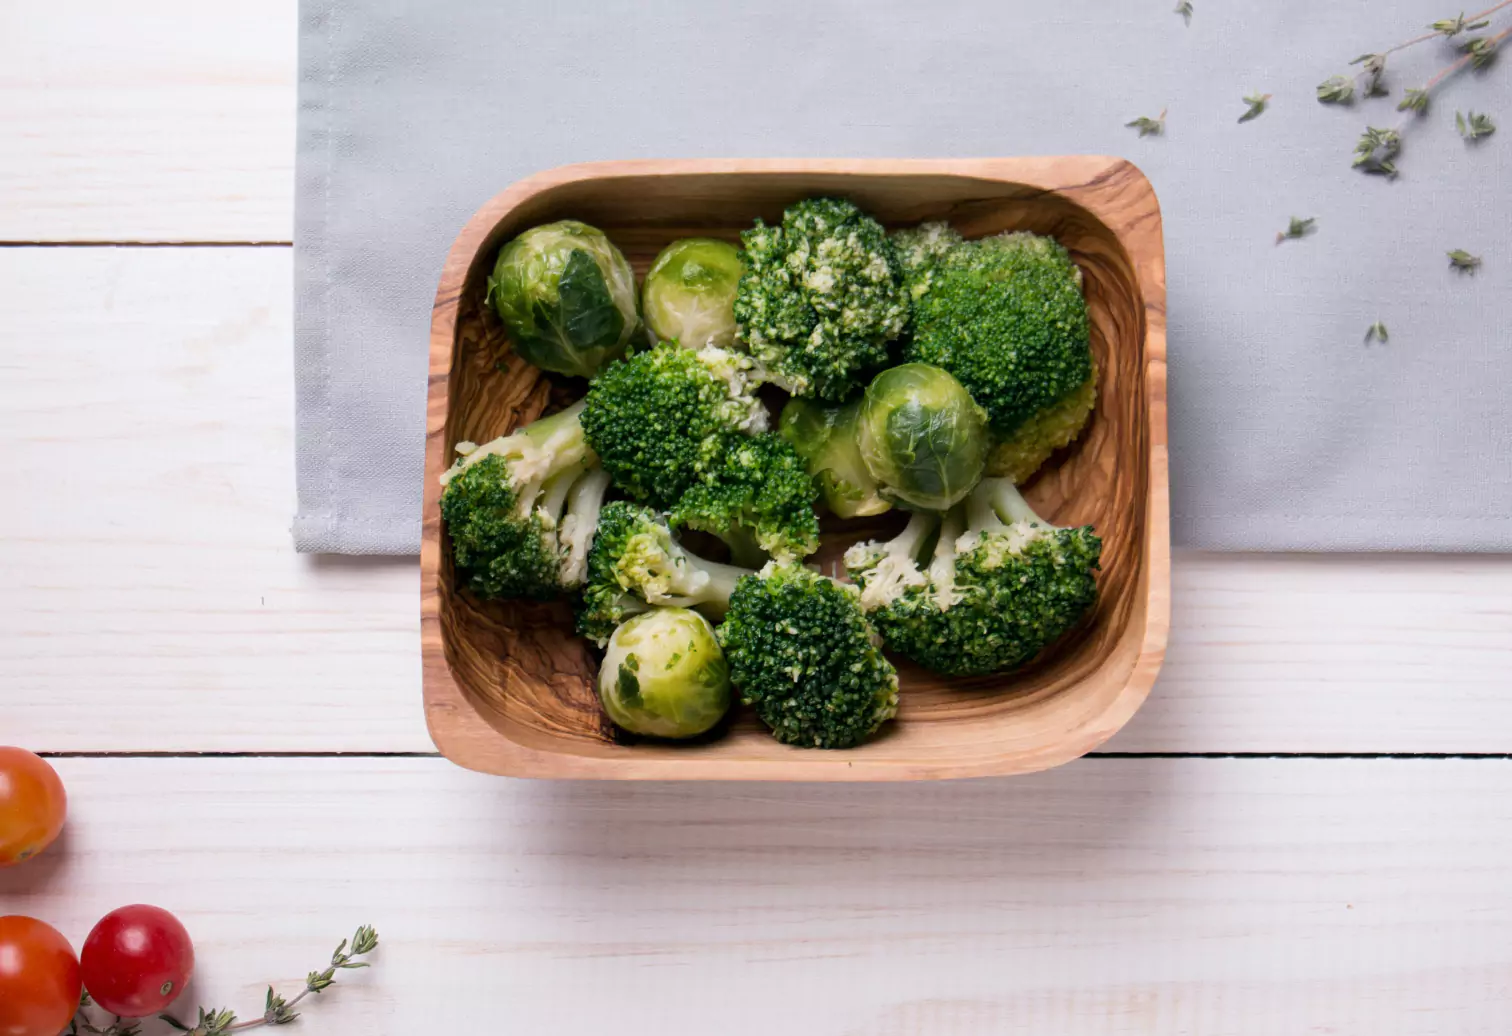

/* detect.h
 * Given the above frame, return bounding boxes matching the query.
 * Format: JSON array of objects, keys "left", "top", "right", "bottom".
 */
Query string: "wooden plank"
[
  {"left": 0, "top": 246, "right": 424, "bottom": 750},
  {"left": 3, "top": 246, "right": 1511, "bottom": 753},
  {"left": 3, "top": 757, "right": 1511, "bottom": 1033},
  {"left": 0, "top": 1, "right": 295, "bottom": 242}
]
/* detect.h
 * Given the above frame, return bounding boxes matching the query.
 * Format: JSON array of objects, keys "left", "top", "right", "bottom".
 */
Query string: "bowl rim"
[{"left": 421, "top": 156, "right": 1170, "bottom": 781}]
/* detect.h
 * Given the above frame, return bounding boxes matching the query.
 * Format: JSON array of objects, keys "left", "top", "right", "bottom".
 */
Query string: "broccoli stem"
[
  {"left": 712, "top": 526, "right": 769, "bottom": 569},
  {"left": 537, "top": 467, "right": 578, "bottom": 526},
  {"left": 443, "top": 399, "right": 592, "bottom": 516},
  {"left": 684, "top": 558, "right": 753, "bottom": 617},
  {"left": 558, "top": 467, "right": 612, "bottom": 587},
  {"left": 889, "top": 509, "right": 938, "bottom": 563},
  {"left": 652, "top": 550, "right": 753, "bottom": 617},
  {"left": 967, "top": 476, "right": 1056, "bottom": 532},
  {"left": 848, "top": 509, "right": 938, "bottom": 611},
  {"left": 927, "top": 508, "right": 964, "bottom": 610}
]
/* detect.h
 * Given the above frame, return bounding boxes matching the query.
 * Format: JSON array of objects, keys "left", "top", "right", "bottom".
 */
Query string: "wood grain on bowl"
[{"left": 422, "top": 158, "right": 1170, "bottom": 780}]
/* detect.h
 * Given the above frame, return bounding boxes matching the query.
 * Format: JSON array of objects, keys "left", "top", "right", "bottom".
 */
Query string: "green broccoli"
[
  {"left": 901, "top": 226, "right": 1095, "bottom": 483},
  {"left": 577, "top": 501, "right": 755, "bottom": 646},
  {"left": 669, "top": 432, "right": 821, "bottom": 565},
  {"left": 733, "top": 197, "right": 908, "bottom": 401},
  {"left": 718, "top": 562, "right": 899, "bottom": 749},
  {"left": 892, "top": 220, "right": 963, "bottom": 301},
  {"left": 985, "top": 361, "right": 1098, "bottom": 483},
  {"left": 844, "top": 477, "right": 1101, "bottom": 676},
  {"left": 581, "top": 340, "right": 768, "bottom": 508},
  {"left": 439, "top": 400, "right": 612, "bottom": 599}
]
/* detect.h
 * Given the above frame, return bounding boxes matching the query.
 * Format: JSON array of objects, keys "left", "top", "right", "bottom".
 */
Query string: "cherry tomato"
[
  {"left": 0, "top": 915, "right": 82, "bottom": 1036},
  {"left": 80, "top": 905, "right": 194, "bottom": 1017},
  {"left": 0, "top": 747, "right": 67, "bottom": 867}
]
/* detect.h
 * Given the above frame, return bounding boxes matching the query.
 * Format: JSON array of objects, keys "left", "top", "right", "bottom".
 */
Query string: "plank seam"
[{"left": 32, "top": 751, "right": 1512, "bottom": 760}]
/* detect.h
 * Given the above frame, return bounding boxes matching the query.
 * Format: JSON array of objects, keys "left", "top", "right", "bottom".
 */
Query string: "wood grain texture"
[
  {"left": 4, "top": 248, "right": 1512, "bottom": 753},
  {"left": 5, "top": 757, "right": 1512, "bottom": 1034},
  {"left": 0, "top": 247, "right": 424, "bottom": 751},
  {"left": 0, "top": 0, "right": 295, "bottom": 242},
  {"left": 423, "top": 158, "right": 1171, "bottom": 781}
]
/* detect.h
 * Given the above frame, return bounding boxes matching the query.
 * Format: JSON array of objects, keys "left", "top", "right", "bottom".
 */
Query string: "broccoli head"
[
  {"left": 439, "top": 400, "right": 612, "bottom": 599},
  {"left": 576, "top": 501, "right": 754, "bottom": 646},
  {"left": 985, "top": 360, "right": 1098, "bottom": 483},
  {"left": 581, "top": 341, "right": 768, "bottom": 508},
  {"left": 733, "top": 197, "right": 908, "bottom": 401},
  {"left": 718, "top": 562, "right": 899, "bottom": 749},
  {"left": 892, "top": 221, "right": 963, "bottom": 301},
  {"left": 669, "top": 433, "right": 821, "bottom": 565},
  {"left": 844, "top": 477, "right": 1100, "bottom": 676},
  {"left": 902, "top": 227, "right": 1094, "bottom": 458}
]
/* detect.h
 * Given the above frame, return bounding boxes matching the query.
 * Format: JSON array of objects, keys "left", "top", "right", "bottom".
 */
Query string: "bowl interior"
[{"left": 435, "top": 168, "right": 1152, "bottom": 775}]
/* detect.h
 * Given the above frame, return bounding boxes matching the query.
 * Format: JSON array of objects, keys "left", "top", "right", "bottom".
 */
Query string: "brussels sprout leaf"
[{"left": 559, "top": 248, "right": 626, "bottom": 350}]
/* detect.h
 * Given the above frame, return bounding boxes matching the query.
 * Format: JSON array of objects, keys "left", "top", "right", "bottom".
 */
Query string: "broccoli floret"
[
  {"left": 718, "top": 562, "right": 899, "bottom": 749},
  {"left": 732, "top": 197, "right": 908, "bottom": 401},
  {"left": 669, "top": 433, "right": 821, "bottom": 565},
  {"left": 891, "top": 221, "right": 962, "bottom": 301},
  {"left": 440, "top": 401, "right": 611, "bottom": 599},
  {"left": 985, "top": 361, "right": 1098, "bottom": 483},
  {"left": 577, "top": 501, "right": 754, "bottom": 646},
  {"left": 581, "top": 340, "right": 768, "bottom": 508},
  {"left": 903, "top": 229, "right": 1094, "bottom": 452},
  {"left": 844, "top": 477, "right": 1100, "bottom": 676}
]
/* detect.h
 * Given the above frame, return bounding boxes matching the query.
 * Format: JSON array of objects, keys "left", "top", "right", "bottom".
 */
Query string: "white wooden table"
[{"left": 4, "top": 4, "right": 1512, "bottom": 1032}]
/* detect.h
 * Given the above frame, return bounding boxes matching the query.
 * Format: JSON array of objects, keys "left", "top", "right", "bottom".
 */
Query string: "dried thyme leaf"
[
  {"left": 1431, "top": 13, "right": 1490, "bottom": 37},
  {"left": 1457, "top": 109, "right": 1496, "bottom": 139},
  {"left": 1352, "top": 126, "right": 1402, "bottom": 176},
  {"left": 1318, "top": 75, "right": 1355, "bottom": 104},
  {"left": 1350, "top": 52, "right": 1390, "bottom": 96},
  {"left": 1126, "top": 109, "right": 1168, "bottom": 136},
  {"left": 1447, "top": 249, "right": 1483, "bottom": 272},
  {"left": 1239, "top": 92, "right": 1272, "bottom": 123},
  {"left": 1276, "top": 217, "right": 1316, "bottom": 244},
  {"left": 1398, "top": 88, "right": 1430, "bottom": 113}
]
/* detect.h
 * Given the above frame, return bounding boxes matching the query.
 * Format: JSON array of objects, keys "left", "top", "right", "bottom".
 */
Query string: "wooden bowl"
[{"left": 423, "top": 158, "right": 1169, "bottom": 781}]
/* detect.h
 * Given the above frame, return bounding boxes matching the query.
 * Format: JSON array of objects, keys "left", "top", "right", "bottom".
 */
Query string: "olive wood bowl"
[{"left": 423, "top": 158, "right": 1169, "bottom": 781}]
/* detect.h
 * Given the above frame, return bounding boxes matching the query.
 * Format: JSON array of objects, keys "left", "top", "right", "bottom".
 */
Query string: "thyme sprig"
[
  {"left": 71, "top": 926, "right": 386, "bottom": 1036},
  {"left": 1365, "top": 321, "right": 1390, "bottom": 344},
  {"left": 1348, "top": 25, "right": 1510, "bottom": 175},
  {"left": 1317, "top": 1, "right": 1512, "bottom": 103},
  {"left": 1175, "top": 0, "right": 1192, "bottom": 26}
]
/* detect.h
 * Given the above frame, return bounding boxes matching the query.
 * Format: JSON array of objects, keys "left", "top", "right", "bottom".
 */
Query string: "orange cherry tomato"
[
  {"left": 0, "top": 748, "right": 67, "bottom": 867},
  {"left": 0, "top": 915, "right": 83, "bottom": 1036}
]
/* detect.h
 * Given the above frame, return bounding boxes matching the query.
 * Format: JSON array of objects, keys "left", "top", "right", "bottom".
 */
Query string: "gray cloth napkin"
[{"left": 294, "top": 0, "right": 1512, "bottom": 555}]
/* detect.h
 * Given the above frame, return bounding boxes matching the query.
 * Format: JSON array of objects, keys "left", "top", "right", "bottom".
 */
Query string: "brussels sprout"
[
  {"left": 598, "top": 608, "right": 732, "bottom": 739},
  {"left": 642, "top": 238, "right": 743, "bottom": 348},
  {"left": 779, "top": 397, "right": 891, "bottom": 519},
  {"left": 857, "top": 363, "right": 988, "bottom": 511},
  {"left": 485, "top": 220, "right": 641, "bottom": 378}
]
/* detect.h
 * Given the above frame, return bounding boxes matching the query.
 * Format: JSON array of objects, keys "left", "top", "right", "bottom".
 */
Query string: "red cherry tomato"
[
  {"left": 0, "top": 915, "right": 82, "bottom": 1036},
  {"left": 80, "top": 905, "right": 195, "bottom": 1017},
  {"left": 0, "top": 747, "right": 67, "bottom": 867}
]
